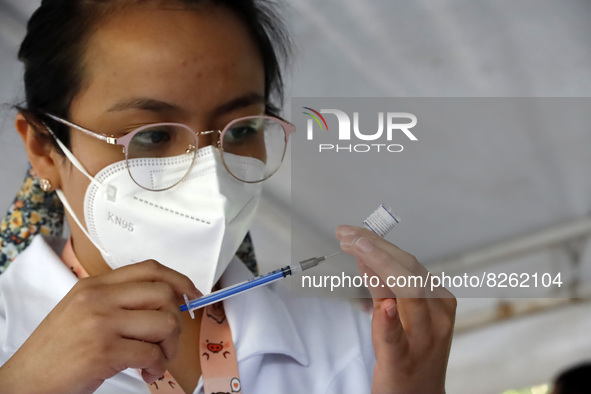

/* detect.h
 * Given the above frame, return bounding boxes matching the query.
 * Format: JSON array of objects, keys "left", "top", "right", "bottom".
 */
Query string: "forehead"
[{"left": 72, "top": 3, "right": 265, "bottom": 116}]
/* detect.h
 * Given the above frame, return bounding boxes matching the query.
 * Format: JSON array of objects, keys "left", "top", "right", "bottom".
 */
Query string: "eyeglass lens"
[
  {"left": 221, "top": 117, "right": 287, "bottom": 183},
  {"left": 125, "top": 117, "right": 286, "bottom": 190}
]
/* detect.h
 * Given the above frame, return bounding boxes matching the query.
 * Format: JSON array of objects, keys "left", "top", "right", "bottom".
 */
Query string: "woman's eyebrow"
[
  {"left": 106, "top": 93, "right": 265, "bottom": 115},
  {"left": 107, "top": 98, "right": 178, "bottom": 113}
]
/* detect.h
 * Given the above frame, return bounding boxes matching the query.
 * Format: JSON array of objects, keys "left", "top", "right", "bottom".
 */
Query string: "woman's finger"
[
  {"left": 371, "top": 299, "right": 420, "bottom": 392},
  {"left": 115, "top": 310, "right": 182, "bottom": 361},
  {"left": 97, "top": 260, "right": 201, "bottom": 301},
  {"left": 371, "top": 299, "right": 408, "bottom": 364},
  {"left": 396, "top": 297, "right": 434, "bottom": 339},
  {"left": 353, "top": 252, "right": 435, "bottom": 341},
  {"left": 99, "top": 281, "right": 181, "bottom": 313},
  {"left": 354, "top": 256, "right": 396, "bottom": 299},
  {"left": 337, "top": 226, "right": 427, "bottom": 274},
  {"left": 339, "top": 231, "right": 430, "bottom": 299},
  {"left": 108, "top": 339, "right": 168, "bottom": 384}
]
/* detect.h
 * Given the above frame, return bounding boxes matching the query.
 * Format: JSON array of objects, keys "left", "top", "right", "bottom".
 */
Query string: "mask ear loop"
[
  {"left": 44, "top": 124, "right": 103, "bottom": 189},
  {"left": 43, "top": 123, "right": 111, "bottom": 258},
  {"left": 55, "top": 189, "right": 111, "bottom": 258}
]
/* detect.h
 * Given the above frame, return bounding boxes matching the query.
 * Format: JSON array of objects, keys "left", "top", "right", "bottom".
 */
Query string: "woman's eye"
[
  {"left": 133, "top": 130, "right": 172, "bottom": 145},
  {"left": 225, "top": 125, "right": 258, "bottom": 143}
]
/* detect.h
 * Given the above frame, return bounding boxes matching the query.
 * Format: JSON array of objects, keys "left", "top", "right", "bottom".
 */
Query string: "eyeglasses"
[{"left": 45, "top": 113, "right": 294, "bottom": 191}]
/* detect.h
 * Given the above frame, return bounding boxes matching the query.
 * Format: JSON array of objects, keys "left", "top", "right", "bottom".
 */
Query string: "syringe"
[{"left": 180, "top": 204, "right": 400, "bottom": 318}]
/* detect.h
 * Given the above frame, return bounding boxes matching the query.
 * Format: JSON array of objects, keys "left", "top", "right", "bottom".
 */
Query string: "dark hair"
[
  {"left": 17, "top": 0, "right": 290, "bottom": 150},
  {"left": 552, "top": 362, "right": 591, "bottom": 394}
]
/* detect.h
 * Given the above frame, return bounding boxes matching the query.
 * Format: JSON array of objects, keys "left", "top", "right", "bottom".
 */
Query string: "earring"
[{"left": 40, "top": 179, "right": 53, "bottom": 192}]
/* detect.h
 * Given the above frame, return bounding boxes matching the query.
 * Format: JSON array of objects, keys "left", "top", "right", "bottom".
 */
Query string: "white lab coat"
[{"left": 0, "top": 236, "right": 375, "bottom": 393}]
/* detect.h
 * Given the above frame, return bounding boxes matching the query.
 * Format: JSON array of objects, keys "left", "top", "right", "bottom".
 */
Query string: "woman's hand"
[
  {"left": 336, "top": 226, "right": 456, "bottom": 394},
  {"left": 0, "top": 260, "right": 200, "bottom": 393}
]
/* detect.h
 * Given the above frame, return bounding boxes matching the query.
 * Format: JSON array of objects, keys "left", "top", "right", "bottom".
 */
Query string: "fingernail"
[
  {"left": 386, "top": 302, "right": 397, "bottom": 319},
  {"left": 336, "top": 225, "right": 357, "bottom": 238},
  {"left": 355, "top": 237, "right": 374, "bottom": 253},
  {"left": 339, "top": 234, "right": 357, "bottom": 247}
]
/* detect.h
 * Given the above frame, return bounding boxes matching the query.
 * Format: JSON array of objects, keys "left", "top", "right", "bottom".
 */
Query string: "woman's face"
[{"left": 55, "top": 3, "right": 265, "bottom": 273}]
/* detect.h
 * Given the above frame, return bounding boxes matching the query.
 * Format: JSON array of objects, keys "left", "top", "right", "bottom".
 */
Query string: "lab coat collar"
[
  {"left": 221, "top": 257, "right": 310, "bottom": 367},
  {"left": 1, "top": 235, "right": 76, "bottom": 353}
]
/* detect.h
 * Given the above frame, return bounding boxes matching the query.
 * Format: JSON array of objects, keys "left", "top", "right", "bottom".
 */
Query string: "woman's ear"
[{"left": 15, "top": 112, "right": 63, "bottom": 191}]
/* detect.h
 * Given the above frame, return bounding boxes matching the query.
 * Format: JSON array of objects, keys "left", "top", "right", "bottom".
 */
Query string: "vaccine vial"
[{"left": 363, "top": 204, "right": 400, "bottom": 238}]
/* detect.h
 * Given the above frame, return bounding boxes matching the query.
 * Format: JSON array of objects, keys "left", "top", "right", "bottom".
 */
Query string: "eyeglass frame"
[{"left": 43, "top": 113, "right": 295, "bottom": 190}]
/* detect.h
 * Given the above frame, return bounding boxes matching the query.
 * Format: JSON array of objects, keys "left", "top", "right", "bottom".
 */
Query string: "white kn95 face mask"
[{"left": 54, "top": 141, "right": 264, "bottom": 295}]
